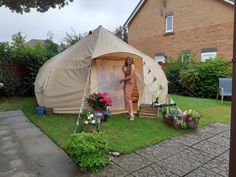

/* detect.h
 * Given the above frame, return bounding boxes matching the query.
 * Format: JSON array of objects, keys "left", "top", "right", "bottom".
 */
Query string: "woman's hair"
[{"left": 125, "top": 56, "right": 134, "bottom": 66}]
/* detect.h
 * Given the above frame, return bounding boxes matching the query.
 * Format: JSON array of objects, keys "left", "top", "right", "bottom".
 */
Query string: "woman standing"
[{"left": 120, "top": 57, "right": 135, "bottom": 120}]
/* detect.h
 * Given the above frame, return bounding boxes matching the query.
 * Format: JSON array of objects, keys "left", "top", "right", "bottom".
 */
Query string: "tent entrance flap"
[{"left": 95, "top": 59, "right": 125, "bottom": 111}]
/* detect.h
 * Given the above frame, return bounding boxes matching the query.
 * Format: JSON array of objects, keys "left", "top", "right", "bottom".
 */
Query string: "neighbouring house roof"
[
  {"left": 123, "top": 0, "right": 145, "bottom": 27},
  {"left": 26, "top": 39, "right": 47, "bottom": 46},
  {"left": 224, "top": 0, "right": 234, "bottom": 5},
  {"left": 124, "top": 0, "right": 234, "bottom": 27}
]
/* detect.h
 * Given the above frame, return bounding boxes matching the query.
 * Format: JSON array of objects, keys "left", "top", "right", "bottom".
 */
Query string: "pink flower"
[
  {"left": 99, "top": 98, "right": 105, "bottom": 102},
  {"left": 90, "top": 97, "right": 96, "bottom": 101},
  {"left": 188, "top": 117, "right": 193, "bottom": 122},
  {"left": 98, "top": 92, "right": 107, "bottom": 98}
]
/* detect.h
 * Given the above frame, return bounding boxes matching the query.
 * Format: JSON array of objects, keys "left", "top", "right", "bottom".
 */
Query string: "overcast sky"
[{"left": 0, "top": 0, "right": 140, "bottom": 44}]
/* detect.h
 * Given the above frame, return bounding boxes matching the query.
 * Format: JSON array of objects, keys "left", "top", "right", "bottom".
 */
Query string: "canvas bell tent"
[{"left": 35, "top": 26, "right": 168, "bottom": 114}]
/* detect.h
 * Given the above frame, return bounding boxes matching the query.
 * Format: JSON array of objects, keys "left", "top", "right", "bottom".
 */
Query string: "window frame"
[
  {"left": 165, "top": 15, "right": 173, "bottom": 33},
  {"left": 154, "top": 53, "right": 166, "bottom": 64},
  {"left": 200, "top": 48, "right": 217, "bottom": 62}
]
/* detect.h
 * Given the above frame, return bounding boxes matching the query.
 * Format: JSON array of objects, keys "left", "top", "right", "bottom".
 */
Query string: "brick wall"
[{"left": 128, "top": 0, "right": 234, "bottom": 61}]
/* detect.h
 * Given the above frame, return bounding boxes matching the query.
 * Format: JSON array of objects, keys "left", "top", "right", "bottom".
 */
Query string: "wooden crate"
[{"left": 138, "top": 104, "right": 158, "bottom": 118}]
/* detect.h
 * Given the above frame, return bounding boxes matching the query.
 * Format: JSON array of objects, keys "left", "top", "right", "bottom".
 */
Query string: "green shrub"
[
  {"left": 18, "top": 44, "right": 49, "bottom": 96},
  {"left": 0, "top": 70, "right": 22, "bottom": 96},
  {"left": 165, "top": 60, "right": 191, "bottom": 94},
  {"left": 197, "top": 59, "right": 231, "bottom": 98},
  {"left": 166, "top": 58, "right": 232, "bottom": 98},
  {"left": 0, "top": 42, "right": 12, "bottom": 66},
  {"left": 67, "top": 132, "right": 109, "bottom": 172}
]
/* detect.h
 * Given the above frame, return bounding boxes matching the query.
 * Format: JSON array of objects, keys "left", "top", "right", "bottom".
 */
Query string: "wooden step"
[{"left": 139, "top": 104, "right": 158, "bottom": 119}]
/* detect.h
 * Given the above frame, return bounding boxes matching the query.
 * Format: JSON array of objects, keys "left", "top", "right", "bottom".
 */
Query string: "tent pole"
[{"left": 74, "top": 65, "right": 92, "bottom": 133}]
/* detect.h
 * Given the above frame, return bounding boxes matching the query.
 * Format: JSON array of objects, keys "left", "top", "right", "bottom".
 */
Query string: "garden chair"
[{"left": 216, "top": 78, "right": 232, "bottom": 103}]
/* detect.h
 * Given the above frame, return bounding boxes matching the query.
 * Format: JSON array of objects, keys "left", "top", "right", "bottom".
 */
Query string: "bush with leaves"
[
  {"left": 196, "top": 59, "right": 231, "bottom": 98},
  {"left": 166, "top": 58, "right": 232, "bottom": 98},
  {"left": 165, "top": 59, "right": 191, "bottom": 94},
  {"left": 0, "top": 70, "right": 23, "bottom": 96},
  {"left": 19, "top": 44, "right": 49, "bottom": 96},
  {"left": 67, "top": 132, "right": 109, "bottom": 172}
]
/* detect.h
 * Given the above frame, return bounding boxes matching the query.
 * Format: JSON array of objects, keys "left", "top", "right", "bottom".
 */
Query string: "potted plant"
[
  {"left": 183, "top": 109, "right": 201, "bottom": 129},
  {"left": 81, "top": 109, "right": 97, "bottom": 132},
  {"left": 87, "top": 92, "right": 112, "bottom": 111},
  {"left": 161, "top": 107, "right": 184, "bottom": 128}
]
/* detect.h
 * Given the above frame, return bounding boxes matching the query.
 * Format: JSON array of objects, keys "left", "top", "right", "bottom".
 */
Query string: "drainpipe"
[{"left": 229, "top": 3, "right": 236, "bottom": 177}]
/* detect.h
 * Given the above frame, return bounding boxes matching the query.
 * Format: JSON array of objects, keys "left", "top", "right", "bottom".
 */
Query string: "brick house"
[{"left": 124, "top": 0, "right": 234, "bottom": 63}]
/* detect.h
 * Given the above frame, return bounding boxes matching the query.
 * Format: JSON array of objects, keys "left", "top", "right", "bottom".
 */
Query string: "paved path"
[
  {"left": 93, "top": 123, "right": 230, "bottom": 177},
  {"left": 0, "top": 110, "right": 84, "bottom": 177},
  {"left": 0, "top": 110, "right": 230, "bottom": 177}
]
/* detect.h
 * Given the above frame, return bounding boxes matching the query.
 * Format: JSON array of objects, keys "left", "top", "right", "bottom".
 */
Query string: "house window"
[
  {"left": 201, "top": 48, "right": 217, "bottom": 62},
  {"left": 155, "top": 52, "right": 166, "bottom": 64},
  {"left": 181, "top": 51, "right": 191, "bottom": 62},
  {"left": 165, "top": 12, "right": 173, "bottom": 33}
]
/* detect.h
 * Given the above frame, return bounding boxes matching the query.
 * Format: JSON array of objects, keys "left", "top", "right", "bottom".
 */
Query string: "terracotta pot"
[
  {"left": 172, "top": 119, "right": 182, "bottom": 129},
  {"left": 163, "top": 115, "right": 172, "bottom": 125},
  {"left": 82, "top": 124, "right": 97, "bottom": 132},
  {"left": 186, "top": 119, "right": 199, "bottom": 129}
]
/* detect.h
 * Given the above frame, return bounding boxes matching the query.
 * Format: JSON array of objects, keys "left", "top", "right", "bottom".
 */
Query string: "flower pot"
[
  {"left": 93, "top": 107, "right": 104, "bottom": 112},
  {"left": 163, "top": 115, "right": 172, "bottom": 125},
  {"left": 172, "top": 119, "right": 182, "bottom": 129},
  {"left": 82, "top": 124, "right": 97, "bottom": 132},
  {"left": 186, "top": 119, "right": 199, "bottom": 129}
]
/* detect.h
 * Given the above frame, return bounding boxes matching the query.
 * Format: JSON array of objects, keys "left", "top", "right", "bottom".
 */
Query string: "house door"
[{"left": 96, "top": 59, "right": 125, "bottom": 111}]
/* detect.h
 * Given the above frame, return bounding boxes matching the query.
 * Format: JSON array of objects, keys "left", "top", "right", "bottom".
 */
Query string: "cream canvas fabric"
[{"left": 34, "top": 26, "right": 168, "bottom": 113}]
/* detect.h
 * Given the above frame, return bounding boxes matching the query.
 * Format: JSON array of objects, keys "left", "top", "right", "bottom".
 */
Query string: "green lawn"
[{"left": 0, "top": 95, "right": 231, "bottom": 154}]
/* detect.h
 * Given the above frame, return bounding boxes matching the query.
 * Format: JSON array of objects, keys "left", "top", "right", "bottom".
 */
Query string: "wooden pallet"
[{"left": 138, "top": 104, "right": 158, "bottom": 118}]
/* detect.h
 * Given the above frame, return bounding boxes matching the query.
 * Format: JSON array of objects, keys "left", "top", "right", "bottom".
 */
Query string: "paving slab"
[
  {"left": 136, "top": 140, "right": 187, "bottom": 162},
  {"left": 156, "top": 148, "right": 213, "bottom": 176},
  {"left": 89, "top": 162, "right": 129, "bottom": 177},
  {"left": 192, "top": 140, "right": 228, "bottom": 156},
  {"left": 131, "top": 163, "right": 179, "bottom": 177},
  {"left": 112, "top": 153, "right": 152, "bottom": 173}
]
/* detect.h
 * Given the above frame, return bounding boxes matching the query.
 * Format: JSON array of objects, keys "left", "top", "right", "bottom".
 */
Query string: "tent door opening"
[{"left": 94, "top": 58, "right": 138, "bottom": 113}]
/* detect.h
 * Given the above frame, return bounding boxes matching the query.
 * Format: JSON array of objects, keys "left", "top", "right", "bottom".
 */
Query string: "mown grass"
[{"left": 0, "top": 95, "right": 231, "bottom": 153}]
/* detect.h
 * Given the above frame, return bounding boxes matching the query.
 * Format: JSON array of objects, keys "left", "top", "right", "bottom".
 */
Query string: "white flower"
[
  {"left": 90, "top": 114, "right": 94, "bottom": 118},
  {"left": 91, "top": 120, "right": 96, "bottom": 124},
  {"left": 84, "top": 120, "right": 89, "bottom": 124},
  {"left": 87, "top": 116, "right": 91, "bottom": 120}
]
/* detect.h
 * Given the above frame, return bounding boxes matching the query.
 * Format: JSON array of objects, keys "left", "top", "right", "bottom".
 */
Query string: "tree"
[
  {"left": 60, "top": 29, "right": 87, "bottom": 50},
  {"left": 45, "top": 31, "right": 59, "bottom": 57},
  {"left": 114, "top": 26, "right": 128, "bottom": 43},
  {"left": 11, "top": 32, "right": 26, "bottom": 50},
  {"left": 0, "top": 0, "right": 73, "bottom": 13}
]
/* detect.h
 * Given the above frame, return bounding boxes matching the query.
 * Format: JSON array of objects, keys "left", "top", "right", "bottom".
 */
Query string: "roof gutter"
[
  {"left": 123, "top": 0, "right": 145, "bottom": 27},
  {"left": 224, "top": 0, "right": 234, "bottom": 5}
]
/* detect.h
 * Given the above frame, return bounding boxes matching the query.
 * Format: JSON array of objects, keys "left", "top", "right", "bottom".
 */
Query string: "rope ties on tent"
[{"left": 74, "top": 65, "right": 91, "bottom": 133}]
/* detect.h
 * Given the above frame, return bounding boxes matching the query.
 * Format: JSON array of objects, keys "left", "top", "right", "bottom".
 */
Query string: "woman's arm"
[
  {"left": 122, "top": 65, "right": 125, "bottom": 73},
  {"left": 120, "top": 65, "right": 135, "bottom": 82}
]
